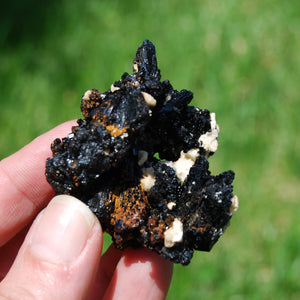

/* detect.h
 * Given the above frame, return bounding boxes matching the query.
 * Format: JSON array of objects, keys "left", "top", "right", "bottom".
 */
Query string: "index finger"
[
  {"left": 102, "top": 248, "right": 173, "bottom": 300},
  {"left": 0, "top": 120, "right": 76, "bottom": 246}
]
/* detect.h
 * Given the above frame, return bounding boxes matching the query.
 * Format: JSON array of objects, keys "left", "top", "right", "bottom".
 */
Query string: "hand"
[{"left": 0, "top": 121, "right": 173, "bottom": 299}]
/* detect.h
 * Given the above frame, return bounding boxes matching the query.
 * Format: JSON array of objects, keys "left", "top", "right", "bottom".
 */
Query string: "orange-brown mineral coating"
[
  {"left": 82, "top": 90, "right": 129, "bottom": 138},
  {"left": 81, "top": 89, "right": 102, "bottom": 118},
  {"left": 110, "top": 184, "right": 150, "bottom": 247},
  {"left": 111, "top": 185, "right": 148, "bottom": 231},
  {"left": 105, "top": 125, "right": 127, "bottom": 138},
  {"left": 46, "top": 40, "right": 237, "bottom": 265}
]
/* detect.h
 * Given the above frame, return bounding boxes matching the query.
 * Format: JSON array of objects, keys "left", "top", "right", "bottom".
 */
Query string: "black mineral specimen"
[{"left": 46, "top": 40, "right": 238, "bottom": 265}]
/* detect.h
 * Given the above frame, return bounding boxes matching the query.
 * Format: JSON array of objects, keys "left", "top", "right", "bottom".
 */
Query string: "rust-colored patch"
[
  {"left": 191, "top": 226, "right": 207, "bottom": 234},
  {"left": 81, "top": 89, "right": 102, "bottom": 118},
  {"left": 147, "top": 217, "right": 166, "bottom": 245},
  {"left": 110, "top": 184, "right": 149, "bottom": 231},
  {"left": 106, "top": 124, "right": 127, "bottom": 137}
]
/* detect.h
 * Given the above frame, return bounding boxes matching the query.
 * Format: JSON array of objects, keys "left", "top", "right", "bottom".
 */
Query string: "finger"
[
  {"left": 0, "top": 225, "right": 29, "bottom": 281},
  {"left": 0, "top": 120, "right": 76, "bottom": 246},
  {"left": 103, "top": 248, "right": 173, "bottom": 300},
  {"left": 87, "top": 244, "right": 123, "bottom": 299},
  {"left": 0, "top": 195, "right": 102, "bottom": 300}
]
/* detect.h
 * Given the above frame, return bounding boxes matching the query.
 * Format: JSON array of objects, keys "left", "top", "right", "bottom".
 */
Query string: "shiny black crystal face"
[{"left": 46, "top": 40, "right": 238, "bottom": 265}]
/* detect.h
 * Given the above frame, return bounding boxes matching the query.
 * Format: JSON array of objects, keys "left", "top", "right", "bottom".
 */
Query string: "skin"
[{"left": 0, "top": 121, "right": 173, "bottom": 300}]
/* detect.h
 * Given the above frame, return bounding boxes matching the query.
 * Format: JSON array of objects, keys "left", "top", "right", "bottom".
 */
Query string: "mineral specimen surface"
[{"left": 46, "top": 40, "right": 238, "bottom": 265}]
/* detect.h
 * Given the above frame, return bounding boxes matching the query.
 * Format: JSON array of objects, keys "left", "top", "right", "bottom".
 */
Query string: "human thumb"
[{"left": 0, "top": 195, "right": 102, "bottom": 300}]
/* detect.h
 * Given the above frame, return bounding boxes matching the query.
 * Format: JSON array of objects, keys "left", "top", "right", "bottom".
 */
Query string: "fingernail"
[{"left": 30, "top": 195, "right": 96, "bottom": 263}]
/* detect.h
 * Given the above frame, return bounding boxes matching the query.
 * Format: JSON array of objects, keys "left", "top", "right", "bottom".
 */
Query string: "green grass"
[{"left": 1, "top": 0, "right": 299, "bottom": 299}]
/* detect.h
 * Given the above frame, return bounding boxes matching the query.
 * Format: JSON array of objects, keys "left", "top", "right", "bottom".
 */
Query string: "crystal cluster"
[{"left": 46, "top": 40, "right": 238, "bottom": 265}]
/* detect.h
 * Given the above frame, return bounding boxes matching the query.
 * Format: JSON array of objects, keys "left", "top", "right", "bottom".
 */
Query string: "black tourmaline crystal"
[{"left": 46, "top": 40, "right": 238, "bottom": 265}]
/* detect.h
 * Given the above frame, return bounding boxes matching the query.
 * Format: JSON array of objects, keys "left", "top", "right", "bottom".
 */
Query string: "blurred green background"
[{"left": 0, "top": 0, "right": 299, "bottom": 299}]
